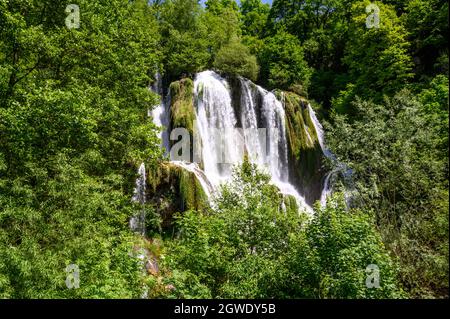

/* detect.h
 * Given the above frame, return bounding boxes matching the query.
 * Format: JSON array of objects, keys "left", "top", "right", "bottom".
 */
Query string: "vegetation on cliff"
[
  {"left": 0, "top": 0, "right": 448, "bottom": 299},
  {"left": 169, "top": 78, "right": 195, "bottom": 135}
]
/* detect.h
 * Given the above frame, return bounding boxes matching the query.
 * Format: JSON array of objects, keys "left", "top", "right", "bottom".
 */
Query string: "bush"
[
  {"left": 327, "top": 89, "right": 449, "bottom": 298},
  {"left": 213, "top": 38, "right": 260, "bottom": 81},
  {"left": 258, "top": 31, "right": 311, "bottom": 92},
  {"left": 160, "top": 162, "right": 403, "bottom": 298}
]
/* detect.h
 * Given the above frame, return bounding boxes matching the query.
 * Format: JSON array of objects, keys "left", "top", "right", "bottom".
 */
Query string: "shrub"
[{"left": 213, "top": 38, "right": 260, "bottom": 81}]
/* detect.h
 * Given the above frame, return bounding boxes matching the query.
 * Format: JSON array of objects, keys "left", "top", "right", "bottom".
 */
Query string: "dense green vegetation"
[
  {"left": 213, "top": 37, "right": 259, "bottom": 82},
  {"left": 0, "top": 0, "right": 448, "bottom": 299},
  {"left": 152, "top": 162, "right": 404, "bottom": 298},
  {"left": 0, "top": 0, "right": 163, "bottom": 298}
]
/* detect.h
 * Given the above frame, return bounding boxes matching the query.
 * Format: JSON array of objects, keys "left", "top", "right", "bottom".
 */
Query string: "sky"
[
  {"left": 241, "top": 0, "right": 273, "bottom": 4},
  {"left": 200, "top": 0, "right": 273, "bottom": 6}
]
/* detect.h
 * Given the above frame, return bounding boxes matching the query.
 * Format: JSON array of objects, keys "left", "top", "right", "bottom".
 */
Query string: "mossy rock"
[
  {"left": 148, "top": 161, "right": 209, "bottom": 228},
  {"left": 283, "top": 92, "right": 317, "bottom": 153},
  {"left": 280, "top": 91, "right": 326, "bottom": 206},
  {"left": 169, "top": 78, "right": 195, "bottom": 136},
  {"left": 283, "top": 194, "right": 299, "bottom": 213}
]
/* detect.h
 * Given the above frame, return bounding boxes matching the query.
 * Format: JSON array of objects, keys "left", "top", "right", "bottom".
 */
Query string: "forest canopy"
[{"left": 0, "top": 0, "right": 448, "bottom": 299}]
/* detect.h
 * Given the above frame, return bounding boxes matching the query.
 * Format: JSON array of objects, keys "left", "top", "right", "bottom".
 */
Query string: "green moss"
[
  {"left": 148, "top": 161, "right": 208, "bottom": 213},
  {"left": 281, "top": 91, "right": 325, "bottom": 203},
  {"left": 283, "top": 91, "right": 318, "bottom": 156},
  {"left": 197, "top": 82, "right": 204, "bottom": 100},
  {"left": 178, "top": 167, "right": 208, "bottom": 211},
  {"left": 147, "top": 162, "right": 164, "bottom": 194},
  {"left": 273, "top": 89, "right": 283, "bottom": 101},
  {"left": 169, "top": 78, "right": 195, "bottom": 136},
  {"left": 283, "top": 194, "right": 299, "bottom": 213}
]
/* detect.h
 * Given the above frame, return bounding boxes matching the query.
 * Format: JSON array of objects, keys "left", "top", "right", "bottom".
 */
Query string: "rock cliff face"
[
  {"left": 280, "top": 91, "right": 326, "bottom": 205},
  {"left": 148, "top": 161, "right": 209, "bottom": 228},
  {"left": 148, "top": 70, "right": 328, "bottom": 220}
]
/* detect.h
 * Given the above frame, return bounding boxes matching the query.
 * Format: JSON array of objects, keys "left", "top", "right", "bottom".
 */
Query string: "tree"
[
  {"left": 159, "top": 0, "right": 242, "bottom": 80},
  {"left": 258, "top": 30, "right": 312, "bottom": 93},
  {"left": 162, "top": 161, "right": 306, "bottom": 298},
  {"left": 0, "top": 0, "right": 163, "bottom": 297},
  {"left": 159, "top": 0, "right": 211, "bottom": 80},
  {"left": 268, "top": 0, "right": 349, "bottom": 41},
  {"left": 239, "top": 0, "right": 270, "bottom": 37},
  {"left": 213, "top": 38, "right": 260, "bottom": 81},
  {"left": 294, "top": 194, "right": 404, "bottom": 298},
  {"left": 326, "top": 89, "right": 449, "bottom": 298},
  {"left": 161, "top": 162, "right": 402, "bottom": 298},
  {"left": 202, "top": 0, "right": 241, "bottom": 63},
  {"left": 403, "top": 0, "right": 449, "bottom": 78},
  {"left": 334, "top": 1, "right": 414, "bottom": 114}
]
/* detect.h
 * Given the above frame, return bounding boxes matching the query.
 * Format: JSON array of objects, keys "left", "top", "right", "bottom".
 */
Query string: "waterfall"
[
  {"left": 150, "top": 72, "right": 171, "bottom": 153},
  {"left": 170, "top": 161, "right": 215, "bottom": 200},
  {"left": 130, "top": 163, "right": 146, "bottom": 235},
  {"left": 257, "top": 85, "right": 289, "bottom": 182},
  {"left": 306, "top": 104, "right": 335, "bottom": 206},
  {"left": 194, "top": 71, "right": 239, "bottom": 185},
  {"left": 320, "top": 171, "right": 333, "bottom": 206},
  {"left": 193, "top": 71, "right": 311, "bottom": 213},
  {"left": 130, "top": 162, "right": 151, "bottom": 298},
  {"left": 307, "top": 104, "right": 353, "bottom": 207},
  {"left": 239, "top": 77, "right": 265, "bottom": 167},
  {"left": 130, "top": 73, "right": 168, "bottom": 236},
  {"left": 145, "top": 70, "right": 332, "bottom": 214},
  {"left": 307, "top": 103, "right": 333, "bottom": 159}
]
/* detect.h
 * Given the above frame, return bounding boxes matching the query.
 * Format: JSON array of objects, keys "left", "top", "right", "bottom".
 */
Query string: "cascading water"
[
  {"left": 150, "top": 72, "right": 171, "bottom": 153},
  {"left": 130, "top": 74, "right": 168, "bottom": 298},
  {"left": 130, "top": 163, "right": 146, "bottom": 235},
  {"left": 305, "top": 103, "right": 336, "bottom": 206},
  {"left": 147, "top": 72, "right": 217, "bottom": 202},
  {"left": 193, "top": 71, "right": 311, "bottom": 213},
  {"left": 194, "top": 71, "right": 239, "bottom": 185},
  {"left": 146, "top": 70, "right": 333, "bottom": 214},
  {"left": 307, "top": 103, "right": 333, "bottom": 159},
  {"left": 130, "top": 73, "right": 167, "bottom": 235},
  {"left": 170, "top": 161, "right": 215, "bottom": 199},
  {"left": 305, "top": 103, "right": 333, "bottom": 206},
  {"left": 257, "top": 85, "right": 289, "bottom": 182},
  {"left": 307, "top": 103, "right": 353, "bottom": 206},
  {"left": 320, "top": 171, "right": 333, "bottom": 206},
  {"left": 130, "top": 164, "right": 152, "bottom": 298},
  {"left": 239, "top": 77, "right": 265, "bottom": 166}
]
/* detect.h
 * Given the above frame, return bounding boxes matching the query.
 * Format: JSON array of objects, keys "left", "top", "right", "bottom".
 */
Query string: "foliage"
[
  {"left": 159, "top": 0, "right": 242, "bottom": 81},
  {"left": 159, "top": 0, "right": 210, "bottom": 81},
  {"left": 0, "top": 157, "right": 144, "bottom": 298},
  {"left": 169, "top": 78, "right": 195, "bottom": 135},
  {"left": 280, "top": 92, "right": 325, "bottom": 203},
  {"left": 1, "top": 0, "right": 448, "bottom": 300},
  {"left": 239, "top": 0, "right": 270, "bottom": 37},
  {"left": 161, "top": 162, "right": 402, "bottom": 298},
  {"left": 213, "top": 38, "right": 260, "bottom": 81},
  {"left": 326, "top": 89, "right": 449, "bottom": 298},
  {"left": 333, "top": 1, "right": 414, "bottom": 115},
  {"left": 293, "top": 194, "right": 404, "bottom": 299},
  {"left": 258, "top": 30, "right": 312, "bottom": 92},
  {"left": 403, "top": 0, "right": 449, "bottom": 77},
  {"left": 0, "top": 0, "right": 162, "bottom": 297}
]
